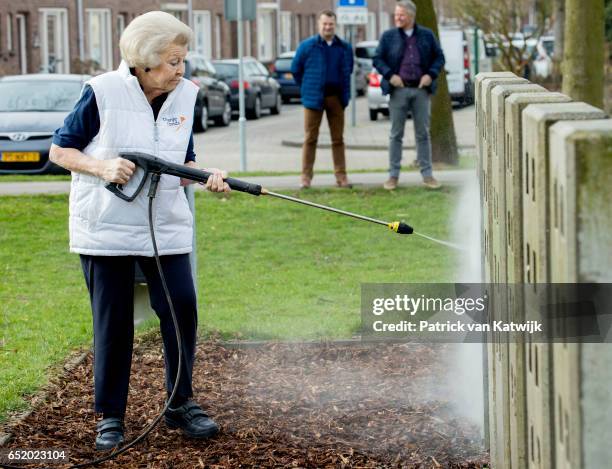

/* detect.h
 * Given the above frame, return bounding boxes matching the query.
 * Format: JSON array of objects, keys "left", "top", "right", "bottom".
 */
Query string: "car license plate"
[{"left": 1, "top": 152, "right": 40, "bottom": 162}]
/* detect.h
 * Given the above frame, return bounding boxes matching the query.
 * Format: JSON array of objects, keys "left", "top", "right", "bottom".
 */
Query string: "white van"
[{"left": 439, "top": 26, "right": 492, "bottom": 106}]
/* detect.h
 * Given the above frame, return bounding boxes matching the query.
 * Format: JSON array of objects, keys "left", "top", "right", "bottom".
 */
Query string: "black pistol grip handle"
[
  {"left": 224, "top": 177, "right": 262, "bottom": 196},
  {"left": 105, "top": 182, "right": 135, "bottom": 202}
]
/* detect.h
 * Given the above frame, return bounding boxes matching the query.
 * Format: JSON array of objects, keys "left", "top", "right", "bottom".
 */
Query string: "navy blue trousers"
[{"left": 80, "top": 254, "right": 197, "bottom": 415}]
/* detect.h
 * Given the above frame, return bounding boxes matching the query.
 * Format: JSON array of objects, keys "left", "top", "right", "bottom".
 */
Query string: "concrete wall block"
[
  {"left": 480, "top": 76, "right": 527, "bottom": 285},
  {"left": 475, "top": 73, "right": 516, "bottom": 289},
  {"left": 478, "top": 76, "right": 529, "bottom": 283},
  {"left": 548, "top": 119, "right": 612, "bottom": 468},
  {"left": 475, "top": 72, "right": 517, "bottom": 166},
  {"left": 490, "top": 84, "right": 545, "bottom": 286},
  {"left": 522, "top": 103, "right": 606, "bottom": 287},
  {"left": 521, "top": 104, "right": 607, "bottom": 469},
  {"left": 504, "top": 93, "right": 571, "bottom": 285},
  {"left": 503, "top": 98, "right": 572, "bottom": 469}
]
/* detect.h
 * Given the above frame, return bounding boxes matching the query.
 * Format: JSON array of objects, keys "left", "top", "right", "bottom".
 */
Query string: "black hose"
[{"left": 1, "top": 173, "right": 184, "bottom": 469}]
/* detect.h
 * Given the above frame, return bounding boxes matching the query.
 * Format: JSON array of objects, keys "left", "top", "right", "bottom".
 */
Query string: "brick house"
[{"left": 0, "top": 0, "right": 398, "bottom": 76}]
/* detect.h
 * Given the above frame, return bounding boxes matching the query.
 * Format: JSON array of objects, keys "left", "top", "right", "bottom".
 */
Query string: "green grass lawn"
[
  {"left": 0, "top": 154, "right": 475, "bottom": 182},
  {"left": 0, "top": 187, "right": 458, "bottom": 420}
]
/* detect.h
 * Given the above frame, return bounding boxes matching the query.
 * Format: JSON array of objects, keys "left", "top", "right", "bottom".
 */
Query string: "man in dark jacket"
[
  {"left": 373, "top": 0, "right": 445, "bottom": 190},
  {"left": 291, "top": 10, "right": 354, "bottom": 188}
]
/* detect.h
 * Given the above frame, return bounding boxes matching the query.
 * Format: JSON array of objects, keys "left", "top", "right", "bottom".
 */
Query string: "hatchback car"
[
  {"left": 211, "top": 58, "right": 282, "bottom": 119},
  {"left": 184, "top": 53, "right": 232, "bottom": 132},
  {"left": 0, "top": 74, "right": 90, "bottom": 174},
  {"left": 272, "top": 52, "right": 300, "bottom": 103}
]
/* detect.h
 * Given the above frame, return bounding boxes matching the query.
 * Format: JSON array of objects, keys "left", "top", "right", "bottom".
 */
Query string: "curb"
[{"left": 281, "top": 139, "right": 476, "bottom": 152}]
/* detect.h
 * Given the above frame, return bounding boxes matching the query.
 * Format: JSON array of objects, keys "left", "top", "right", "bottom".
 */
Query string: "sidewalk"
[
  {"left": 0, "top": 170, "right": 474, "bottom": 196},
  {"left": 281, "top": 105, "right": 476, "bottom": 151}
]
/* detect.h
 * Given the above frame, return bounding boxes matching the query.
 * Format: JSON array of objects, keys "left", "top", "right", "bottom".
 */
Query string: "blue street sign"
[{"left": 338, "top": 0, "right": 367, "bottom": 7}]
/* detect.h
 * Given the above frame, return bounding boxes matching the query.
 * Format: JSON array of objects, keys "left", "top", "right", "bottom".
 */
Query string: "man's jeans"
[{"left": 388, "top": 86, "right": 432, "bottom": 179}]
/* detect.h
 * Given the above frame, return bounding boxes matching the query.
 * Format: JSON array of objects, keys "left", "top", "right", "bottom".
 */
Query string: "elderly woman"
[{"left": 50, "top": 11, "right": 227, "bottom": 450}]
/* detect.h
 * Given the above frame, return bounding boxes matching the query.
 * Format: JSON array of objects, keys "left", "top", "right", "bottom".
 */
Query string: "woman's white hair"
[{"left": 120, "top": 11, "right": 193, "bottom": 69}]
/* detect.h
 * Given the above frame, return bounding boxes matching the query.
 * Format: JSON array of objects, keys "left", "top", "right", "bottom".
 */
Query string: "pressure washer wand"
[
  {"left": 261, "top": 188, "right": 414, "bottom": 235},
  {"left": 106, "top": 152, "right": 468, "bottom": 249},
  {"left": 107, "top": 152, "right": 415, "bottom": 236}
]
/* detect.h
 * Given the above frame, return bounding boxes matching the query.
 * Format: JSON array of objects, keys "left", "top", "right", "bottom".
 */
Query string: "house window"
[
  {"left": 193, "top": 10, "right": 212, "bottom": 58},
  {"left": 87, "top": 9, "right": 112, "bottom": 71},
  {"left": 39, "top": 8, "right": 70, "bottom": 73},
  {"left": 381, "top": 13, "right": 391, "bottom": 32},
  {"left": 117, "top": 13, "right": 126, "bottom": 39},
  {"left": 215, "top": 14, "right": 222, "bottom": 58},
  {"left": 16, "top": 13, "right": 28, "bottom": 74},
  {"left": 293, "top": 14, "right": 301, "bottom": 48},
  {"left": 245, "top": 20, "right": 252, "bottom": 56},
  {"left": 367, "top": 12, "right": 376, "bottom": 40},
  {"left": 6, "top": 13, "right": 13, "bottom": 51},
  {"left": 257, "top": 8, "right": 274, "bottom": 62},
  {"left": 280, "top": 11, "right": 291, "bottom": 53}
]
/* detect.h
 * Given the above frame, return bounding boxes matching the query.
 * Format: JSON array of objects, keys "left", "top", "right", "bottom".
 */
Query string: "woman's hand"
[
  {"left": 180, "top": 162, "right": 230, "bottom": 192},
  {"left": 98, "top": 158, "right": 136, "bottom": 184},
  {"left": 204, "top": 168, "right": 231, "bottom": 193}
]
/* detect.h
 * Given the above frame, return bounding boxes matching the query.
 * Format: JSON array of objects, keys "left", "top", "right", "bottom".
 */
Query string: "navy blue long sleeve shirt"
[{"left": 53, "top": 85, "right": 196, "bottom": 162}]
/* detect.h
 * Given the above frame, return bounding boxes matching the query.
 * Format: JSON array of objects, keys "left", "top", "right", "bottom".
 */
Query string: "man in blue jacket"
[
  {"left": 291, "top": 10, "right": 354, "bottom": 188},
  {"left": 373, "top": 0, "right": 445, "bottom": 190}
]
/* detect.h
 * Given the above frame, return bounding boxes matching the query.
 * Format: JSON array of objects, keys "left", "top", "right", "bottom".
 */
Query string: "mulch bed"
[{"left": 2, "top": 339, "right": 489, "bottom": 468}]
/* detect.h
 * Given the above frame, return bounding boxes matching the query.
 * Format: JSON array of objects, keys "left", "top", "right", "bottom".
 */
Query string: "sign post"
[
  {"left": 224, "top": 0, "right": 257, "bottom": 171},
  {"left": 337, "top": 0, "right": 367, "bottom": 127}
]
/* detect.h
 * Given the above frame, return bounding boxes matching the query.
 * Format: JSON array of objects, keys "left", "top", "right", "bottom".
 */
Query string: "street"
[{"left": 194, "top": 96, "right": 476, "bottom": 173}]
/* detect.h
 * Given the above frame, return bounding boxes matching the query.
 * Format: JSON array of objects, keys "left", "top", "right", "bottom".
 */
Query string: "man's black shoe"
[
  {"left": 95, "top": 417, "right": 125, "bottom": 451},
  {"left": 164, "top": 400, "right": 219, "bottom": 439}
]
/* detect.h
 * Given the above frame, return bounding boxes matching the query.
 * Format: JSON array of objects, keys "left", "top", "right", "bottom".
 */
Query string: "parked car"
[
  {"left": 532, "top": 36, "right": 554, "bottom": 78},
  {"left": 272, "top": 51, "right": 300, "bottom": 103},
  {"left": 353, "top": 58, "right": 368, "bottom": 97},
  {"left": 366, "top": 68, "right": 389, "bottom": 121},
  {"left": 184, "top": 52, "right": 232, "bottom": 132},
  {"left": 0, "top": 74, "right": 90, "bottom": 174},
  {"left": 355, "top": 40, "right": 378, "bottom": 75},
  {"left": 211, "top": 57, "right": 282, "bottom": 119}
]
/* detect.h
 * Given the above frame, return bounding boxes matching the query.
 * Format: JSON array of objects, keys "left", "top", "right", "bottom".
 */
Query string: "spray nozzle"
[{"left": 388, "top": 221, "right": 414, "bottom": 235}]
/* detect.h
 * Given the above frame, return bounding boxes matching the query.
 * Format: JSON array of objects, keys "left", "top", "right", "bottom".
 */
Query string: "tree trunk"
[
  {"left": 416, "top": 0, "right": 459, "bottom": 164},
  {"left": 562, "top": 0, "right": 605, "bottom": 108},
  {"left": 552, "top": 0, "right": 565, "bottom": 85},
  {"left": 553, "top": 0, "right": 565, "bottom": 60}
]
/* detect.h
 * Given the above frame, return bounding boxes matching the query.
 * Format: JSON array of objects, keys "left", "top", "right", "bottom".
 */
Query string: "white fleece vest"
[{"left": 69, "top": 61, "right": 199, "bottom": 256}]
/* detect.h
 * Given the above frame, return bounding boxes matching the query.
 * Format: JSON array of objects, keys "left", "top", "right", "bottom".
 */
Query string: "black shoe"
[
  {"left": 95, "top": 417, "right": 125, "bottom": 451},
  {"left": 164, "top": 400, "right": 219, "bottom": 439}
]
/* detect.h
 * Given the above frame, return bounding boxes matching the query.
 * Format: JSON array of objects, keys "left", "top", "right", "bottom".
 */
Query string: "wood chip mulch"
[{"left": 2, "top": 339, "right": 489, "bottom": 468}]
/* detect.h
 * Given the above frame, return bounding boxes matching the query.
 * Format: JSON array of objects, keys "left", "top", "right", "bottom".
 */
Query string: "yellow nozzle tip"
[{"left": 388, "top": 221, "right": 400, "bottom": 233}]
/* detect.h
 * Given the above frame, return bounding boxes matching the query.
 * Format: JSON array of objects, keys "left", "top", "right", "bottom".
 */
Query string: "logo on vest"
[{"left": 161, "top": 115, "right": 188, "bottom": 131}]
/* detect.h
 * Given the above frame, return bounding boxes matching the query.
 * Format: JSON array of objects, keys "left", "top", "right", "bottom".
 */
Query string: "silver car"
[{"left": 0, "top": 74, "right": 90, "bottom": 174}]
